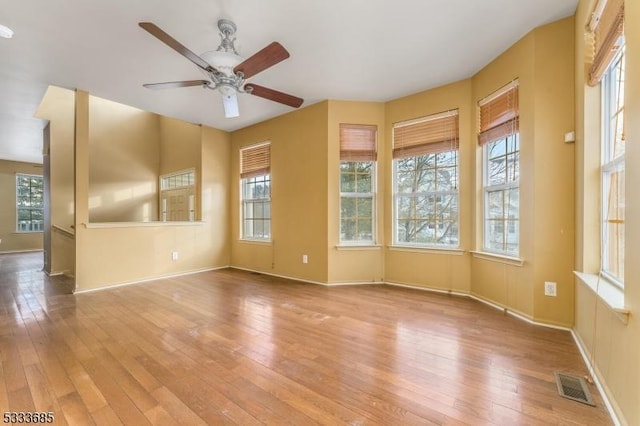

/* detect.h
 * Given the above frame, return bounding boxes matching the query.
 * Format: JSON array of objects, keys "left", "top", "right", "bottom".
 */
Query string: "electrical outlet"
[
  {"left": 172, "top": 251, "right": 179, "bottom": 261},
  {"left": 302, "top": 254, "right": 308, "bottom": 264},
  {"left": 544, "top": 281, "right": 557, "bottom": 297}
]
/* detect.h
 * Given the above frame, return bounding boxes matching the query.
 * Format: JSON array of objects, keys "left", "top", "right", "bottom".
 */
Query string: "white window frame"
[
  {"left": 600, "top": 45, "right": 625, "bottom": 287},
  {"left": 16, "top": 173, "right": 44, "bottom": 233},
  {"left": 483, "top": 134, "right": 520, "bottom": 256},
  {"left": 159, "top": 169, "right": 196, "bottom": 222},
  {"left": 339, "top": 161, "right": 376, "bottom": 244},
  {"left": 393, "top": 150, "right": 459, "bottom": 248},
  {"left": 240, "top": 142, "right": 271, "bottom": 241}
]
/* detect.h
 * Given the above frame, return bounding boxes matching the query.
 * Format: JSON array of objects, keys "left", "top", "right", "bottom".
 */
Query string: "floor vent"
[{"left": 555, "top": 373, "right": 595, "bottom": 406}]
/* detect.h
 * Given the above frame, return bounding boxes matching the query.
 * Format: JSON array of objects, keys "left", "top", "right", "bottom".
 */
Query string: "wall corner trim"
[{"left": 571, "top": 329, "right": 625, "bottom": 426}]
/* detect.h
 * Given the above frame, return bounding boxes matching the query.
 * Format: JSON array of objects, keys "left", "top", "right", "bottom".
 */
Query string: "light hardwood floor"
[{"left": 0, "top": 252, "right": 612, "bottom": 425}]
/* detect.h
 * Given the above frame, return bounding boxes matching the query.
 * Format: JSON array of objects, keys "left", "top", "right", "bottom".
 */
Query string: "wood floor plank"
[{"left": 0, "top": 253, "right": 613, "bottom": 425}]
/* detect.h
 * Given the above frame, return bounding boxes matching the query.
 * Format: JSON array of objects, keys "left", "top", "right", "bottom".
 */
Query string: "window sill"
[
  {"left": 470, "top": 250, "right": 524, "bottom": 266},
  {"left": 239, "top": 239, "right": 272, "bottom": 246},
  {"left": 14, "top": 231, "right": 44, "bottom": 234},
  {"left": 574, "top": 271, "right": 629, "bottom": 324},
  {"left": 388, "top": 245, "right": 465, "bottom": 255},
  {"left": 335, "top": 244, "right": 382, "bottom": 251}
]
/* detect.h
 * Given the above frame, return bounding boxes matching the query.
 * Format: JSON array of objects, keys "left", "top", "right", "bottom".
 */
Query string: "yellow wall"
[
  {"left": 201, "top": 125, "right": 231, "bottom": 266},
  {"left": 27, "top": 7, "right": 640, "bottom": 423},
  {"left": 36, "top": 87, "right": 231, "bottom": 291},
  {"left": 159, "top": 116, "right": 202, "bottom": 220},
  {"left": 327, "top": 100, "right": 385, "bottom": 284},
  {"left": 230, "top": 102, "right": 329, "bottom": 282},
  {"left": 73, "top": 91, "right": 232, "bottom": 291},
  {"left": 35, "top": 86, "right": 76, "bottom": 276},
  {"left": 531, "top": 18, "right": 576, "bottom": 325},
  {"left": 384, "top": 80, "right": 472, "bottom": 293},
  {"left": 88, "top": 96, "right": 160, "bottom": 222},
  {"left": 470, "top": 18, "right": 575, "bottom": 326},
  {"left": 0, "top": 160, "right": 43, "bottom": 252},
  {"left": 573, "top": 1, "right": 640, "bottom": 424}
]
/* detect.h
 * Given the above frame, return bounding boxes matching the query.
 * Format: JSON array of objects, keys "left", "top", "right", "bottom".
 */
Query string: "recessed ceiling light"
[{"left": 0, "top": 24, "right": 14, "bottom": 39}]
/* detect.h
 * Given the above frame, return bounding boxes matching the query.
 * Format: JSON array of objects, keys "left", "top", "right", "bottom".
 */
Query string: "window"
[
  {"left": 16, "top": 174, "right": 44, "bottom": 232},
  {"left": 339, "top": 124, "right": 377, "bottom": 243},
  {"left": 589, "top": 0, "right": 625, "bottom": 286},
  {"left": 160, "top": 169, "right": 196, "bottom": 222},
  {"left": 601, "top": 47, "right": 625, "bottom": 285},
  {"left": 479, "top": 81, "right": 519, "bottom": 256},
  {"left": 393, "top": 110, "right": 459, "bottom": 247},
  {"left": 240, "top": 142, "right": 271, "bottom": 240}
]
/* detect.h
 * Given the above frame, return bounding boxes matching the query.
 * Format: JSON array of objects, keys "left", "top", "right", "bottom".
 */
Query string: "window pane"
[
  {"left": 15, "top": 174, "right": 44, "bottom": 233},
  {"left": 505, "top": 220, "right": 519, "bottom": 254},
  {"left": 487, "top": 191, "right": 504, "bottom": 219},
  {"left": 356, "top": 172, "right": 372, "bottom": 193},
  {"left": 393, "top": 149, "right": 458, "bottom": 246},
  {"left": 396, "top": 171, "right": 414, "bottom": 194},
  {"left": 397, "top": 195, "right": 413, "bottom": 220},
  {"left": 341, "top": 171, "right": 356, "bottom": 192},
  {"left": 340, "top": 161, "right": 374, "bottom": 243},
  {"left": 487, "top": 140, "right": 506, "bottom": 159},
  {"left": 488, "top": 157, "right": 506, "bottom": 185},
  {"left": 506, "top": 189, "right": 519, "bottom": 219},
  {"left": 357, "top": 197, "right": 372, "bottom": 218},
  {"left": 484, "top": 133, "right": 519, "bottom": 255},
  {"left": 341, "top": 219, "right": 356, "bottom": 240},
  {"left": 341, "top": 197, "right": 356, "bottom": 218},
  {"left": 358, "top": 219, "right": 372, "bottom": 240},
  {"left": 241, "top": 174, "right": 271, "bottom": 240},
  {"left": 436, "top": 166, "right": 456, "bottom": 191}
]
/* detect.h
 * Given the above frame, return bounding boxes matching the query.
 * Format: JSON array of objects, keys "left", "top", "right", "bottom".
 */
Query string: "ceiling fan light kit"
[
  {"left": 0, "top": 24, "right": 14, "bottom": 39},
  {"left": 139, "top": 19, "right": 303, "bottom": 118}
]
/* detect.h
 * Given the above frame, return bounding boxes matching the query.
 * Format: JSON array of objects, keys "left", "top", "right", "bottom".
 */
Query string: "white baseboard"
[
  {"left": 73, "top": 265, "right": 228, "bottom": 294},
  {"left": 571, "top": 329, "right": 624, "bottom": 426},
  {"left": 0, "top": 249, "right": 43, "bottom": 255},
  {"left": 229, "top": 266, "right": 334, "bottom": 286}
]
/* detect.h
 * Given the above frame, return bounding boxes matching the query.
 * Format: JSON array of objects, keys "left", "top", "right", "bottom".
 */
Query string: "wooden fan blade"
[
  {"left": 139, "top": 22, "right": 215, "bottom": 72},
  {"left": 245, "top": 84, "right": 303, "bottom": 108},
  {"left": 143, "top": 80, "right": 210, "bottom": 90},
  {"left": 234, "top": 42, "right": 289, "bottom": 79}
]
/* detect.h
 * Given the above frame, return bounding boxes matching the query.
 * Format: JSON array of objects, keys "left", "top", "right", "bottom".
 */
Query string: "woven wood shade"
[
  {"left": 340, "top": 124, "right": 377, "bottom": 161},
  {"left": 478, "top": 84, "right": 519, "bottom": 146},
  {"left": 392, "top": 111, "right": 459, "bottom": 159},
  {"left": 240, "top": 143, "right": 270, "bottom": 179},
  {"left": 589, "top": 0, "right": 624, "bottom": 86}
]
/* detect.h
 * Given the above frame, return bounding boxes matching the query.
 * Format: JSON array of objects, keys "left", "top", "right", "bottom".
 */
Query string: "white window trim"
[
  {"left": 15, "top": 173, "right": 44, "bottom": 234},
  {"left": 392, "top": 152, "right": 460, "bottom": 249},
  {"left": 240, "top": 173, "right": 271, "bottom": 242},
  {"left": 339, "top": 161, "right": 376, "bottom": 245},
  {"left": 599, "top": 46, "right": 625, "bottom": 288},
  {"left": 482, "top": 136, "right": 519, "bottom": 257}
]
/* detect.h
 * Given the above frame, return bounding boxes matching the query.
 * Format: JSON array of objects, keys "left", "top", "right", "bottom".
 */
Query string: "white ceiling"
[{"left": 0, "top": 0, "right": 578, "bottom": 164}]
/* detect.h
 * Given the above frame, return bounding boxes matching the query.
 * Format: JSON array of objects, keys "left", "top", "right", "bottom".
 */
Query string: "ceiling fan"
[{"left": 139, "top": 19, "right": 303, "bottom": 118}]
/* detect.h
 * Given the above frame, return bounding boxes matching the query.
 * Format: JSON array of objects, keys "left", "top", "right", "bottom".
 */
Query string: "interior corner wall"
[
  {"left": 159, "top": 116, "right": 203, "bottom": 219},
  {"left": 88, "top": 96, "right": 160, "bottom": 223},
  {"left": 34, "top": 86, "right": 76, "bottom": 276},
  {"left": 0, "top": 160, "right": 44, "bottom": 253},
  {"left": 383, "top": 80, "right": 473, "bottom": 293},
  {"left": 468, "top": 18, "right": 576, "bottom": 327},
  {"left": 573, "top": 1, "right": 640, "bottom": 424},
  {"left": 201, "top": 125, "right": 232, "bottom": 266},
  {"left": 470, "top": 30, "right": 536, "bottom": 320},
  {"left": 326, "top": 100, "right": 386, "bottom": 284},
  {"left": 75, "top": 93, "right": 232, "bottom": 292},
  {"left": 230, "top": 102, "right": 329, "bottom": 283},
  {"left": 531, "top": 17, "right": 576, "bottom": 326}
]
